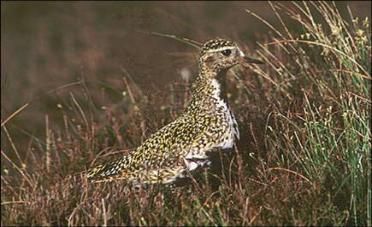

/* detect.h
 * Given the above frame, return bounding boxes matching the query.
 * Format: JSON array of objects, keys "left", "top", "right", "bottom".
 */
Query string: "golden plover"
[{"left": 87, "top": 38, "right": 263, "bottom": 185}]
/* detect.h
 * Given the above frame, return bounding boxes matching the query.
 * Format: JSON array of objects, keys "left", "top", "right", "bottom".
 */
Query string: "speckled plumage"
[{"left": 87, "top": 38, "right": 261, "bottom": 185}]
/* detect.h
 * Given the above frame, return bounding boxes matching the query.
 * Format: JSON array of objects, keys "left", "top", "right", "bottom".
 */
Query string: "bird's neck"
[{"left": 186, "top": 67, "right": 229, "bottom": 113}]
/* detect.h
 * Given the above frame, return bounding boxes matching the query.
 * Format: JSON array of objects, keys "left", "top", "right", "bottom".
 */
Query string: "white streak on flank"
[
  {"left": 185, "top": 152, "right": 208, "bottom": 160},
  {"left": 185, "top": 160, "right": 199, "bottom": 171},
  {"left": 183, "top": 158, "right": 211, "bottom": 172}
]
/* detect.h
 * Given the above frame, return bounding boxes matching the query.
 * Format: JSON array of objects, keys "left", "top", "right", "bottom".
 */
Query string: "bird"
[{"left": 87, "top": 38, "right": 263, "bottom": 186}]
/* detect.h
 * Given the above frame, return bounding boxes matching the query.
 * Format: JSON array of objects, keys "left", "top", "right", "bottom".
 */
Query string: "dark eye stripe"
[{"left": 221, "top": 49, "right": 231, "bottom": 56}]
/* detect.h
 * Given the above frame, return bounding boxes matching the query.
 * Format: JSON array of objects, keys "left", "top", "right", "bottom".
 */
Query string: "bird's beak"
[
  {"left": 242, "top": 56, "right": 265, "bottom": 64},
  {"left": 238, "top": 49, "right": 264, "bottom": 65}
]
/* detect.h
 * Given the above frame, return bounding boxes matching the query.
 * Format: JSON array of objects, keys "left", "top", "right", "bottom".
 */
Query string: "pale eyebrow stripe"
[{"left": 206, "top": 46, "right": 236, "bottom": 53}]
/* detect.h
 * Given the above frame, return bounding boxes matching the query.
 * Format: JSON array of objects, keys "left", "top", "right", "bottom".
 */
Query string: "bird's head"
[{"left": 198, "top": 38, "right": 263, "bottom": 76}]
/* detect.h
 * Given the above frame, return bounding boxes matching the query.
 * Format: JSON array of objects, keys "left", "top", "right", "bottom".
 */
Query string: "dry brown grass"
[{"left": 1, "top": 2, "right": 371, "bottom": 226}]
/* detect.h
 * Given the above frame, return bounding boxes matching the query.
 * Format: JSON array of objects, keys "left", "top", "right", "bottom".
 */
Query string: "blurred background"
[{"left": 1, "top": 1, "right": 371, "bottom": 150}]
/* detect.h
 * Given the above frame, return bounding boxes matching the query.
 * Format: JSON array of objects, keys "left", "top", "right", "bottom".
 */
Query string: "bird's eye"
[{"left": 221, "top": 49, "right": 231, "bottom": 56}]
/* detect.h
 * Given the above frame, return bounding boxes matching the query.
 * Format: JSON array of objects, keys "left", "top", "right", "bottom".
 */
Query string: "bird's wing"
[{"left": 87, "top": 113, "right": 226, "bottom": 184}]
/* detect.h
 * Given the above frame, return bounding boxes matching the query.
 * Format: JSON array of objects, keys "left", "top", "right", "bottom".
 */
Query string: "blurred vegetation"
[{"left": 1, "top": 1, "right": 371, "bottom": 226}]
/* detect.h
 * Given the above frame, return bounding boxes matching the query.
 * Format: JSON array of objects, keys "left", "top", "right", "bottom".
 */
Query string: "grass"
[{"left": 1, "top": 2, "right": 371, "bottom": 226}]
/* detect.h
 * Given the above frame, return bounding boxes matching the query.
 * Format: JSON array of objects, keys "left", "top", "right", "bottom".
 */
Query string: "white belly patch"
[{"left": 184, "top": 158, "right": 211, "bottom": 171}]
